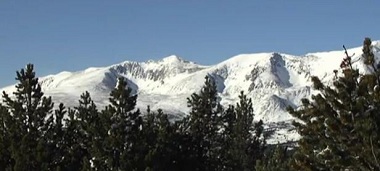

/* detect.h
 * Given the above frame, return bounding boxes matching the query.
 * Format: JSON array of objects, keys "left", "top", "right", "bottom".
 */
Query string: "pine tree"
[
  {"left": 141, "top": 107, "right": 178, "bottom": 171},
  {"left": 2, "top": 64, "right": 55, "bottom": 170},
  {"left": 101, "top": 77, "right": 143, "bottom": 170},
  {"left": 42, "top": 102, "right": 88, "bottom": 170},
  {"left": 0, "top": 104, "right": 12, "bottom": 169},
  {"left": 152, "top": 110, "right": 177, "bottom": 170},
  {"left": 288, "top": 38, "right": 380, "bottom": 170},
  {"left": 222, "top": 91, "right": 265, "bottom": 171},
  {"left": 63, "top": 107, "right": 90, "bottom": 170},
  {"left": 43, "top": 103, "right": 67, "bottom": 170},
  {"left": 169, "top": 116, "right": 196, "bottom": 171},
  {"left": 74, "top": 91, "right": 101, "bottom": 170},
  {"left": 186, "top": 75, "right": 224, "bottom": 171},
  {"left": 255, "top": 145, "right": 291, "bottom": 171},
  {"left": 219, "top": 104, "right": 235, "bottom": 170}
]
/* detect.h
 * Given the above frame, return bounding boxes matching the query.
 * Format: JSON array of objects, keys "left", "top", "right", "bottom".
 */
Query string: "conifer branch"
[
  {"left": 343, "top": 45, "right": 359, "bottom": 85},
  {"left": 370, "top": 136, "right": 380, "bottom": 169}
]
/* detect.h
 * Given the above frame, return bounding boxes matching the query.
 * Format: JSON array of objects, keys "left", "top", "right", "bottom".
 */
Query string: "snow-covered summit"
[
  {"left": 2, "top": 42, "right": 380, "bottom": 144},
  {"left": 158, "top": 55, "right": 190, "bottom": 64}
]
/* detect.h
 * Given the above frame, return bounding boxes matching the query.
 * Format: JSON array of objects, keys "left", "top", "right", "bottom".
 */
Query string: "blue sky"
[{"left": 0, "top": 1, "right": 379, "bottom": 87}]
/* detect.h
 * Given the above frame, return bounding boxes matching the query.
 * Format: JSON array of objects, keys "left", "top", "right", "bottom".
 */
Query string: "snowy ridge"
[{"left": 2, "top": 42, "right": 380, "bottom": 144}]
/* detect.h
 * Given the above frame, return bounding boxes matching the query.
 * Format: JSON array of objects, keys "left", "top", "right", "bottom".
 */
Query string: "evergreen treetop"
[{"left": 288, "top": 38, "right": 380, "bottom": 170}]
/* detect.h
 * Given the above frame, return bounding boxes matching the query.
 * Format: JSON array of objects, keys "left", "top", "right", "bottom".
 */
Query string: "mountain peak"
[
  {"left": 3, "top": 42, "right": 379, "bottom": 144},
  {"left": 160, "top": 55, "right": 186, "bottom": 63}
]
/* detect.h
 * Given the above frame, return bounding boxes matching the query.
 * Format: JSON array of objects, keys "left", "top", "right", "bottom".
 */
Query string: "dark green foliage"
[
  {"left": 168, "top": 116, "right": 197, "bottom": 171},
  {"left": 0, "top": 65, "right": 101, "bottom": 170},
  {"left": 0, "top": 104, "right": 11, "bottom": 169},
  {"left": 255, "top": 145, "right": 292, "bottom": 171},
  {"left": 101, "top": 77, "right": 143, "bottom": 170},
  {"left": 363, "top": 37, "right": 376, "bottom": 66},
  {"left": 184, "top": 77, "right": 266, "bottom": 171},
  {"left": 141, "top": 108, "right": 179, "bottom": 171},
  {"left": 0, "top": 65, "right": 268, "bottom": 170},
  {"left": 185, "top": 75, "right": 224, "bottom": 171},
  {"left": 289, "top": 38, "right": 380, "bottom": 170},
  {"left": 73, "top": 91, "right": 101, "bottom": 170},
  {"left": 1, "top": 64, "right": 55, "bottom": 170},
  {"left": 222, "top": 91, "right": 265, "bottom": 171},
  {"left": 81, "top": 156, "right": 92, "bottom": 171}
]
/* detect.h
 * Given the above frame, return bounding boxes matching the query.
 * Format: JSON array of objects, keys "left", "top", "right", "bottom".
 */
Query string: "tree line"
[
  {"left": 0, "top": 65, "right": 269, "bottom": 170},
  {"left": 1, "top": 38, "right": 380, "bottom": 170}
]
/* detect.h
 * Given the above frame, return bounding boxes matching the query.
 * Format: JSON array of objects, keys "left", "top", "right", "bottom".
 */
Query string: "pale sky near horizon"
[{"left": 1, "top": 1, "right": 380, "bottom": 87}]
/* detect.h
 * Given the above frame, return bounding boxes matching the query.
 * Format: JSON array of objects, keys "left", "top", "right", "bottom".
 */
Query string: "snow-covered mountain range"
[{"left": 2, "top": 41, "right": 380, "bottom": 144}]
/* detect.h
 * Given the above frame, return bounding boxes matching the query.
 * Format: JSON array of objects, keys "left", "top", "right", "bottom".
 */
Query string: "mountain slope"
[{"left": 2, "top": 42, "right": 380, "bottom": 144}]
